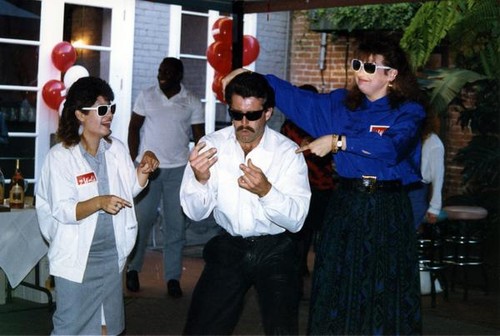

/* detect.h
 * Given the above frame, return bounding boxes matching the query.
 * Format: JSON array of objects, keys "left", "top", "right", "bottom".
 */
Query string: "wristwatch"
[
  {"left": 331, "top": 134, "right": 343, "bottom": 154},
  {"left": 336, "top": 135, "right": 343, "bottom": 151}
]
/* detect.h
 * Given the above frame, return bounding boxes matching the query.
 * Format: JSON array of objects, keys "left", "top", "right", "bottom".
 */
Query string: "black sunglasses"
[
  {"left": 82, "top": 104, "right": 116, "bottom": 116},
  {"left": 351, "top": 59, "right": 393, "bottom": 75},
  {"left": 228, "top": 108, "right": 266, "bottom": 121}
]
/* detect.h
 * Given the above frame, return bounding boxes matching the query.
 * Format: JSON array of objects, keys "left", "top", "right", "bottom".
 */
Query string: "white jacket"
[{"left": 36, "top": 138, "right": 144, "bottom": 283}]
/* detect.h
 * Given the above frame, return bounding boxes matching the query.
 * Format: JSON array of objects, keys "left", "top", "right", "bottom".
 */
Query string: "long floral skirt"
[{"left": 308, "top": 185, "right": 422, "bottom": 335}]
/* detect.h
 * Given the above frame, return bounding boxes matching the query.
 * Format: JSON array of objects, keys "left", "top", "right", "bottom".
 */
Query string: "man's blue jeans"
[{"left": 128, "top": 165, "right": 186, "bottom": 281}]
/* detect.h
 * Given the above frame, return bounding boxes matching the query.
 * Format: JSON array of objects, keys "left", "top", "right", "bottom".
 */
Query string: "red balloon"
[
  {"left": 206, "top": 41, "right": 232, "bottom": 74},
  {"left": 42, "top": 80, "right": 66, "bottom": 110},
  {"left": 212, "top": 72, "right": 225, "bottom": 102},
  {"left": 51, "top": 41, "right": 77, "bottom": 72},
  {"left": 212, "top": 17, "right": 232, "bottom": 43},
  {"left": 243, "top": 35, "right": 260, "bottom": 66}
]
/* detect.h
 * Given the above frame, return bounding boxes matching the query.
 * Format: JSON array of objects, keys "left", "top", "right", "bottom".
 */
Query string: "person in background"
[
  {"left": 407, "top": 112, "right": 445, "bottom": 231},
  {"left": 36, "top": 76, "right": 159, "bottom": 335},
  {"left": 224, "top": 38, "right": 426, "bottom": 335},
  {"left": 180, "top": 72, "right": 311, "bottom": 335},
  {"left": 280, "top": 84, "right": 335, "bottom": 296},
  {"left": 126, "top": 57, "right": 205, "bottom": 297}
]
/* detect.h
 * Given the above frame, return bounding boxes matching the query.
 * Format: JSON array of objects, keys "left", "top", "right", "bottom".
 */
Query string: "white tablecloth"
[{"left": 0, "top": 208, "right": 48, "bottom": 287}]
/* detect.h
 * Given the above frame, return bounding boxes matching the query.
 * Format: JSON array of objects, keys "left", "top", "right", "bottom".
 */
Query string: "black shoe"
[
  {"left": 167, "top": 279, "right": 183, "bottom": 298},
  {"left": 126, "top": 270, "right": 140, "bottom": 292}
]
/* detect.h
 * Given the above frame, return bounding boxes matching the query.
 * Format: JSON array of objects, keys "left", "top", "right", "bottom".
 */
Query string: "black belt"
[
  {"left": 339, "top": 176, "right": 402, "bottom": 193},
  {"left": 223, "top": 231, "right": 289, "bottom": 243}
]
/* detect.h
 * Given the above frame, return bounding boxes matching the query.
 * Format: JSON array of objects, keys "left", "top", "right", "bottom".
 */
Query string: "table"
[{"left": 0, "top": 208, "right": 51, "bottom": 305}]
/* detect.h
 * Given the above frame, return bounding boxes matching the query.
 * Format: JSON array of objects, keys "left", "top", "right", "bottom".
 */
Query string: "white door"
[{"left": 37, "top": 0, "right": 135, "bottom": 177}]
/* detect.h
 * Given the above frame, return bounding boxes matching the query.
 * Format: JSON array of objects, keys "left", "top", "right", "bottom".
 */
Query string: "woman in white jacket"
[{"left": 36, "top": 77, "right": 159, "bottom": 335}]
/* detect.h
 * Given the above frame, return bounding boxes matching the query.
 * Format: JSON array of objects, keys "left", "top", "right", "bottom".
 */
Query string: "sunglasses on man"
[
  {"left": 228, "top": 108, "right": 266, "bottom": 121},
  {"left": 82, "top": 104, "right": 116, "bottom": 116},
  {"left": 351, "top": 59, "right": 393, "bottom": 75}
]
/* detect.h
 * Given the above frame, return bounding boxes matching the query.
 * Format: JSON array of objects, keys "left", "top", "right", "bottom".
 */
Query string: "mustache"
[{"left": 236, "top": 126, "right": 255, "bottom": 133}]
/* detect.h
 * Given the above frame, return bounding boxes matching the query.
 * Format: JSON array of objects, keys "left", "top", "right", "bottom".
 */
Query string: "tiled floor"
[{"left": 1, "top": 247, "right": 499, "bottom": 335}]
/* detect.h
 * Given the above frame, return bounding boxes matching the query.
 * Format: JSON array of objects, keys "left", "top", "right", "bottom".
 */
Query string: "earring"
[{"left": 388, "top": 82, "right": 393, "bottom": 88}]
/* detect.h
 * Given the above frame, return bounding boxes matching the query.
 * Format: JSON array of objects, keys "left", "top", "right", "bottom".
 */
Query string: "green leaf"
[{"left": 418, "top": 68, "right": 488, "bottom": 114}]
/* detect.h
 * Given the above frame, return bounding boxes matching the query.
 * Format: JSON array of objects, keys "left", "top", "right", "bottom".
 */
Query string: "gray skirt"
[{"left": 52, "top": 213, "right": 123, "bottom": 335}]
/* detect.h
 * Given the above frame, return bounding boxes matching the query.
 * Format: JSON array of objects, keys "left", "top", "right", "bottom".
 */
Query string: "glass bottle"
[
  {"left": 9, "top": 159, "right": 25, "bottom": 209},
  {"left": 0, "top": 166, "right": 5, "bottom": 205}
]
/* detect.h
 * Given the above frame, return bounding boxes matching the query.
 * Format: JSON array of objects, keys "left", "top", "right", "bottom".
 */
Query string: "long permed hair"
[
  {"left": 345, "top": 39, "right": 428, "bottom": 111},
  {"left": 56, "top": 77, "right": 114, "bottom": 147}
]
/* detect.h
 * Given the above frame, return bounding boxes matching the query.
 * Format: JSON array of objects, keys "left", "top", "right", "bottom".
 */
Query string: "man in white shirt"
[
  {"left": 126, "top": 58, "right": 205, "bottom": 297},
  {"left": 180, "top": 72, "right": 311, "bottom": 335}
]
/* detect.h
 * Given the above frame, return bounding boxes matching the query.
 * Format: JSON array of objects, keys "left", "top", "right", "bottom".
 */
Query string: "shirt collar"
[
  {"left": 363, "top": 95, "right": 390, "bottom": 109},
  {"left": 78, "top": 138, "right": 111, "bottom": 158}
]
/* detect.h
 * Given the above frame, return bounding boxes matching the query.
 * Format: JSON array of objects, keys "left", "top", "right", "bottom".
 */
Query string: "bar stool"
[
  {"left": 417, "top": 220, "right": 449, "bottom": 307},
  {"left": 442, "top": 205, "right": 488, "bottom": 300}
]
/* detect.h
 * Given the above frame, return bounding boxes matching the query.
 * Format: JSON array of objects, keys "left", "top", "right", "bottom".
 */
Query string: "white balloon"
[
  {"left": 63, "top": 65, "right": 89, "bottom": 90},
  {"left": 58, "top": 98, "right": 66, "bottom": 117}
]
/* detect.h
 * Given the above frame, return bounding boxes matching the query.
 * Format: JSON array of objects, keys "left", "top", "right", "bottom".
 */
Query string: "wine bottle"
[{"left": 9, "top": 159, "right": 25, "bottom": 209}]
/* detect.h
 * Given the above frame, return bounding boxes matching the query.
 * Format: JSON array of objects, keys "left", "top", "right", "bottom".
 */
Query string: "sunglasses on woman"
[
  {"left": 228, "top": 108, "right": 266, "bottom": 121},
  {"left": 351, "top": 59, "right": 393, "bottom": 75},
  {"left": 82, "top": 104, "right": 116, "bottom": 116}
]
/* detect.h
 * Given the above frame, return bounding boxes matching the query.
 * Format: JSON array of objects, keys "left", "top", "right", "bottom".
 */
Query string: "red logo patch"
[
  {"left": 370, "top": 125, "right": 389, "bottom": 135},
  {"left": 76, "top": 172, "right": 97, "bottom": 185}
]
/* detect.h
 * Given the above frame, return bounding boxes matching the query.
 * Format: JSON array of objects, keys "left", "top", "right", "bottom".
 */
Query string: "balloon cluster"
[
  {"left": 207, "top": 17, "right": 260, "bottom": 102},
  {"left": 42, "top": 41, "right": 89, "bottom": 114}
]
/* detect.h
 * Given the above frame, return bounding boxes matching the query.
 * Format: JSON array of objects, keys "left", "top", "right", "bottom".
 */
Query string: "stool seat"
[{"left": 443, "top": 206, "right": 488, "bottom": 220}]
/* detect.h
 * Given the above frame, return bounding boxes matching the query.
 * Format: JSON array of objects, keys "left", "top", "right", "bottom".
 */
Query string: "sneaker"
[
  {"left": 126, "top": 270, "right": 140, "bottom": 292},
  {"left": 167, "top": 279, "right": 183, "bottom": 298}
]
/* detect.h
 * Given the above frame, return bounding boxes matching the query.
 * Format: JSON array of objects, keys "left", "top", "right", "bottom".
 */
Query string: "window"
[
  {"left": 1, "top": 0, "right": 134, "bottom": 197},
  {"left": 171, "top": 6, "right": 257, "bottom": 135},
  {"left": 0, "top": 0, "right": 41, "bottom": 194}
]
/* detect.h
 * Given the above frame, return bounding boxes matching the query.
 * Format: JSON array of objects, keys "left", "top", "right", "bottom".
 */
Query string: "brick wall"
[
  {"left": 442, "top": 104, "right": 473, "bottom": 201},
  {"left": 289, "top": 11, "right": 358, "bottom": 93},
  {"left": 132, "top": 1, "right": 170, "bottom": 106},
  {"left": 255, "top": 11, "right": 291, "bottom": 130}
]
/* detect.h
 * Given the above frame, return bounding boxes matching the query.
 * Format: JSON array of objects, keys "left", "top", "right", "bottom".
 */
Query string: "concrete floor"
[{"left": 1, "top": 247, "right": 499, "bottom": 335}]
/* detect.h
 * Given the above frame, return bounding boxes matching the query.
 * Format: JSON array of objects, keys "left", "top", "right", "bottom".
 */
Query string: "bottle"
[
  {"left": 0, "top": 166, "right": 4, "bottom": 205},
  {"left": 9, "top": 159, "right": 25, "bottom": 209}
]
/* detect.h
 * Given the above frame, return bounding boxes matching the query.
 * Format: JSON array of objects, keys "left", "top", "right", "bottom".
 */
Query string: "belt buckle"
[{"left": 361, "top": 175, "right": 377, "bottom": 193}]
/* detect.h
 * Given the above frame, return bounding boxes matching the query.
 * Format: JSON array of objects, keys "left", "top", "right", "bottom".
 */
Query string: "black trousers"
[{"left": 183, "top": 232, "right": 300, "bottom": 335}]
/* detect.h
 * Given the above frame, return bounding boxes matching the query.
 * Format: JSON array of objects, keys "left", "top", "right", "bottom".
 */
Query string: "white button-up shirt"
[{"left": 180, "top": 125, "right": 311, "bottom": 237}]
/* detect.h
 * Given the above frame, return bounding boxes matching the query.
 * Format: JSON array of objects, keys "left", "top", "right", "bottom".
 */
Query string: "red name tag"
[
  {"left": 76, "top": 172, "right": 97, "bottom": 185},
  {"left": 370, "top": 125, "right": 389, "bottom": 135}
]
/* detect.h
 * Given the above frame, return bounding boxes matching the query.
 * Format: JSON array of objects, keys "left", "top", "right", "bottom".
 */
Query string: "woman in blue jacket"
[{"left": 225, "top": 38, "right": 427, "bottom": 335}]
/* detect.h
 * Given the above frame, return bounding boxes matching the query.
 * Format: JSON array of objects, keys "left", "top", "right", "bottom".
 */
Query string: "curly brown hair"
[
  {"left": 56, "top": 77, "right": 114, "bottom": 147},
  {"left": 345, "top": 39, "right": 428, "bottom": 111}
]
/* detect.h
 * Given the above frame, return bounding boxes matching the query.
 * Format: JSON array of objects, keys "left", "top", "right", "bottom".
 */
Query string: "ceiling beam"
[{"left": 242, "top": 0, "right": 433, "bottom": 13}]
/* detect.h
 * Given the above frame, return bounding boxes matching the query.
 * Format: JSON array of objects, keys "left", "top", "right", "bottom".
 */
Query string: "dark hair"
[
  {"left": 224, "top": 72, "right": 275, "bottom": 109},
  {"left": 159, "top": 57, "right": 184, "bottom": 82},
  {"left": 421, "top": 110, "right": 440, "bottom": 140},
  {"left": 56, "top": 76, "right": 114, "bottom": 147},
  {"left": 345, "top": 39, "right": 427, "bottom": 111},
  {"left": 299, "top": 84, "right": 318, "bottom": 93}
]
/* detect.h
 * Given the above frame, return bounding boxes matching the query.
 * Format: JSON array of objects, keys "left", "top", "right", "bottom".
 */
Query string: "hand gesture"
[
  {"left": 138, "top": 150, "right": 159, "bottom": 174},
  {"left": 238, "top": 158, "right": 271, "bottom": 197},
  {"left": 100, "top": 195, "right": 132, "bottom": 215},
  {"left": 295, "top": 134, "right": 332, "bottom": 157},
  {"left": 189, "top": 142, "right": 218, "bottom": 184}
]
